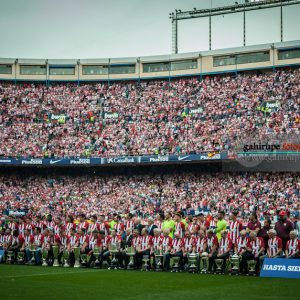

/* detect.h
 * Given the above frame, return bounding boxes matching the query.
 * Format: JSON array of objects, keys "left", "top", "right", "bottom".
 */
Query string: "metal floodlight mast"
[{"left": 169, "top": 0, "right": 300, "bottom": 53}]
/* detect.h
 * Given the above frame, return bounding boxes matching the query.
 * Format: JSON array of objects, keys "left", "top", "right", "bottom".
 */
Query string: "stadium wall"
[{"left": 0, "top": 40, "right": 300, "bottom": 82}]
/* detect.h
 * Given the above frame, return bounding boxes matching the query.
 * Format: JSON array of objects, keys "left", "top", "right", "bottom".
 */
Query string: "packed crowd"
[
  {"left": 0, "top": 68, "right": 299, "bottom": 158},
  {"left": 0, "top": 208, "right": 299, "bottom": 274},
  {"left": 1, "top": 173, "right": 300, "bottom": 220},
  {"left": 1, "top": 68, "right": 300, "bottom": 274}
]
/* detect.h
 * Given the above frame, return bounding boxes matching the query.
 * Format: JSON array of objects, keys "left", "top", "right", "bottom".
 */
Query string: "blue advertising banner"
[
  {"left": 260, "top": 258, "right": 300, "bottom": 279},
  {"left": 3, "top": 209, "right": 28, "bottom": 216},
  {"left": 102, "top": 156, "right": 140, "bottom": 164},
  {"left": 0, "top": 152, "right": 228, "bottom": 166}
]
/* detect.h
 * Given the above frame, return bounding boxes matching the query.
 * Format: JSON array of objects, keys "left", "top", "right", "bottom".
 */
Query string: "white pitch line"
[{"left": 1, "top": 269, "right": 106, "bottom": 279}]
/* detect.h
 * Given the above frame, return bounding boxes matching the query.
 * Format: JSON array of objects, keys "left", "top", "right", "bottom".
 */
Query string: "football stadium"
[{"left": 0, "top": 0, "right": 300, "bottom": 299}]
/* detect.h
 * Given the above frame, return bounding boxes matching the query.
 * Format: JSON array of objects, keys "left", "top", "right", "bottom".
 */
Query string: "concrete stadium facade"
[{"left": 0, "top": 40, "right": 300, "bottom": 82}]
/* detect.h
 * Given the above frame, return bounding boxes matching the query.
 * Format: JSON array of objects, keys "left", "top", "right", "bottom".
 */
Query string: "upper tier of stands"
[{"left": 0, "top": 68, "right": 299, "bottom": 158}]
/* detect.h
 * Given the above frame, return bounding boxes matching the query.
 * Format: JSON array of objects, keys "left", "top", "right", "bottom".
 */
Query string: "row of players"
[
  {"left": 1, "top": 209, "right": 296, "bottom": 251},
  {"left": 1, "top": 225, "right": 299, "bottom": 274}
]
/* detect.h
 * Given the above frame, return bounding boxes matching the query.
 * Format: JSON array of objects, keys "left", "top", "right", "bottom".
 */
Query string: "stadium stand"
[
  {"left": 0, "top": 173, "right": 299, "bottom": 219},
  {"left": 0, "top": 42, "right": 300, "bottom": 274},
  {"left": 0, "top": 68, "right": 299, "bottom": 158}
]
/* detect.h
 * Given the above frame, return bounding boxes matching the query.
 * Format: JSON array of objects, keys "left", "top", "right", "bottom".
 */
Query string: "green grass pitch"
[{"left": 0, "top": 265, "right": 299, "bottom": 300}]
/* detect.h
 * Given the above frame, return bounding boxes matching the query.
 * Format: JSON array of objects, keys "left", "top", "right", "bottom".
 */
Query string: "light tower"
[{"left": 169, "top": 0, "right": 300, "bottom": 53}]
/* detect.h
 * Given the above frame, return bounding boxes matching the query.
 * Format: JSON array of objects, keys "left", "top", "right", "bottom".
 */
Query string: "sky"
[{"left": 0, "top": 0, "right": 299, "bottom": 59}]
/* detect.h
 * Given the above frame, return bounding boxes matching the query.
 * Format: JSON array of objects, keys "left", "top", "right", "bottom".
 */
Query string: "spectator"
[{"left": 274, "top": 211, "right": 294, "bottom": 251}]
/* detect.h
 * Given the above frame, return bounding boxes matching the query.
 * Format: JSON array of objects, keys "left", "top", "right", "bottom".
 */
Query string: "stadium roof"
[{"left": 0, "top": 40, "right": 299, "bottom": 65}]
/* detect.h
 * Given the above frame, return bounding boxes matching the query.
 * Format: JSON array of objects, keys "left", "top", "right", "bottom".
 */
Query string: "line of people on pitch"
[{"left": 1, "top": 225, "right": 299, "bottom": 274}]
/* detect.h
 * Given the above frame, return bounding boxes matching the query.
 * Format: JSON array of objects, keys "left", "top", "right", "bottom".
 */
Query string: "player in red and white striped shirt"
[
  {"left": 188, "top": 216, "right": 200, "bottom": 236},
  {"left": 165, "top": 231, "right": 183, "bottom": 270},
  {"left": 197, "top": 213, "right": 210, "bottom": 230},
  {"left": 234, "top": 230, "right": 248, "bottom": 256},
  {"left": 182, "top": 231, "right": 196, "bottom": 253},
  {"left": 57, "top": 227, "right": 69, "bottom": 265},
  {"left": 53, "top": 217, "right": 64, "bottom": 234},
  {"left": 18, "top": 218, "right": 26, "bottom": 235},
  {"left": 88, "top": 230, "right": 102, "bottom": 252},
  {"left": 258, "top": 229, "right": 282, "bottom": 270},
  {"left": 195, "top": 230, "right": 208, "bottom": 271},
  {"left": 77, "top": 214, "right": 89, "bottom": 232},
  {"left": 151, "top": 229, "right": 162, "bottom": 252},
  {"left": 228, "top": 211, "right": 243, "bottom": 246},
  {"left": 78, "top": 228, "right": 89, "bottom": 254},
  {"left": 182, "top": 231, "right": 196, "bottom": 265},
  {"left": 103, "top": 229, "right": 122, "bottom": 268},
  {"left": 215, "top": 231, "right": 232, "bottom": 272},
  {"left": 174, "top": 213, "right": 185, "bottom": 238},
  {"left": 240, "top": 231, "right": 265, "bottom": 274},
  {"left": 206, "top": 229, "right": 219, "bottom": 273},
  {"left": 33, "top": 227, "right": 44, "bottom": 246},
  {"left": 3, "top": 228, "right": 12, "bottom": 251},
  {"left": 7, "top": 229, "right": 24, "bottom": 263},
  {"left": 33, "top": 216, "right": 46, "bottom": 233},
  {"left": 98, "top": 215, "right": 110, "bottom": 236},
  {"left": 195, "top": 230, "right": 207, "bottom": 254},
  {"left": 208, "top": 215, "right": 217, "bottom": 233},
  {"left": 21, "top": 228, "right": 34, "bottom": 263},
  {"left": 285, "top": 231, "right": 300, "bottom": 258},
  {"left": 246, "top": 232, "right": 265, "bottom": 258},
  {"left": 186, "top": 216, "right": 193, "bottom": 234},
  {"left": 42, "top": 228, "right": 52, "bottom": 263},
  {"left": 47, "top": 228, "right": 61, "bottom": 265},
  {"left": 124, "top": 213, "right": 134, "bottom": 233},
  {"left": 58, "top": 228, "right": 69, "bottom": 251},
  {"left": 114, "top": 216, "right": 125, "bottom": 236},
  {"left": 88, "top": 215, "right": 100, "bottom": 234},
  {"left": 136, "top": 228, "right": 152, "bottom": 269},
  {"left": 65, "top": 215, "right": 76, "bottom": 235},
  {"left": 44, "top": 215, "right": 55, "bottom": 230},
  {"left": 25, "top": 218, "right": 35, "bottom": 235},
  {"left": 67, "top": 227, "right": 79, "bottom": 266},
  {"left": 171, "top": 232, "right": 183, "bottom": 254},
  {"left": 266, "top": 229, "right": 283, "bottom": 258},
  {"left": 32, "top": 227, "right": 44, "bottom": 264},
  {"left": 87, "top": 230, "right": 102, "bottom": 266},
  {"left": 155, "top": 214, "right": 164, "bottom": 232},
  {"left": 7, "top": 217, "right": 18, "bottom": 232},
  {"left": 22, "top": 228, "right": 34, "bottom": 249},
  {"left": 98, "top": 230, "right": 111, "bottom": 267},
  {"left": 131, "top": 229, "right": 140, "bottom": 250},
  {"left": 42, "top": 228, "right": 51, "bottom": 246},
  {"left": 109, "top": 230, "right": 122, "bottom": 249},
  {"left": 67, "top": 228, "right": 79, "bottom": 250},
  {"left": 161, "top": 230, "right": 172, "bottom": 253},
  {"left": 149, "top": 228, "right": 162, "bottom": 269}
]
